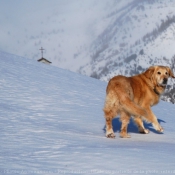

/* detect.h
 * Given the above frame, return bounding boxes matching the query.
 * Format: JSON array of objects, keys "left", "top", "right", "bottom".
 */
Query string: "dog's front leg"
[
  {"left": 142, "top": 106, "right": 163, "bottom": 133},
  {"left": 133, "top": 116, "right": 150, "bottom": 134}
]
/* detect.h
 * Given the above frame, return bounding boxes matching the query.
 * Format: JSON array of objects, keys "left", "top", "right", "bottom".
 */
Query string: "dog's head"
[{"left": 144, "top": 65, "right": 175, "bottom": 87}]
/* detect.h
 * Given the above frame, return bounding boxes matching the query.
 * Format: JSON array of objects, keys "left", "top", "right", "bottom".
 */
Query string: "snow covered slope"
[{"left": 1, "top": 51, "right": 175, "bottom": 174}]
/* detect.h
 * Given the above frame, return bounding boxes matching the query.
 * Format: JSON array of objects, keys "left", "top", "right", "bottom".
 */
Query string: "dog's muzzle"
[
  {"left": 160, "top": 78, "right": 168, "bottom": 86},
  {"left": 163, "top": 78, "right": 168, "bottom": 84}
]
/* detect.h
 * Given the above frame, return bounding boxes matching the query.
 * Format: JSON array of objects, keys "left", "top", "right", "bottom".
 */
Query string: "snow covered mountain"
[
  {"left": 79, "top": 0, "right": 175, "bottom": 80},
  {"left": 1, "top": 51, "right": 175, "bottom": 174},
  {"left": 78, "top": 0, "right": 175, "bottom": 103}
]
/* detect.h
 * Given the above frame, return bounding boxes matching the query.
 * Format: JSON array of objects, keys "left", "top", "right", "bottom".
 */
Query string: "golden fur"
[{"left": 103, "top": 66, "right": 175, "bottom": 138}]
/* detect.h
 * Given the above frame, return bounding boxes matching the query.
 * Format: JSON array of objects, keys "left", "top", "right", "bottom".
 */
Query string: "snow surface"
[{"left": 1, "top": 52, "right": 175, "bottom": 175}]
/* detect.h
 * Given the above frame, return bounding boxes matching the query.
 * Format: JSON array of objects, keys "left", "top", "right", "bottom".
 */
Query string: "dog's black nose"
[{"left": 163, "top": 78, "right": 168, "bottom": 84}]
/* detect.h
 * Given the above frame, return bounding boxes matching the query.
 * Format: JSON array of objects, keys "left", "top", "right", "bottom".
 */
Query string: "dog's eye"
[
  {"left": 157, "top": 72, "right": 161, "bottom": 75},
  {"left": 165, "top": 72, "right": 168, "bottom": 75}
]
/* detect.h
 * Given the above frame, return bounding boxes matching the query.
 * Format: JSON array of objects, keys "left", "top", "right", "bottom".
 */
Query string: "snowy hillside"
[{"left": 1, "top": 51, "right": 175, "bottom": 174}]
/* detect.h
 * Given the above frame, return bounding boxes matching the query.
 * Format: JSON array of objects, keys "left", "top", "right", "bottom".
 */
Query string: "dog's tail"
[
  {"left": 120, "top": 96, "right": 147, "bottom": 117},
  {"left": 116, "top": 88, "right": 147, "bottom": 117}
]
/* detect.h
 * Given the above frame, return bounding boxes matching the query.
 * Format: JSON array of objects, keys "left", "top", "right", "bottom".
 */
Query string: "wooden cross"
[{"left": 39, "top": 47, "right": 45, "bottom": 58}]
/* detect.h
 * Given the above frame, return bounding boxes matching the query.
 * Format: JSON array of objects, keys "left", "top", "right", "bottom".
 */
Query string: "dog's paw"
[
  {"left": 153, "top": 123, "right": 164, "bottom": 133},
  {"left": 120, "top": 134, "right": 131, "bottom": 138},
  {"left": 139, "top": 128, "right": 150, "bottom": 134},
  {"left": 106, "top": 133, "right": 115, "bottom": 138},
  {"left": 157, "top": 126, "right": 164, "bottom": 133},
  {"left": 120, "top": 132, "right": 131, "bottom": 138}
]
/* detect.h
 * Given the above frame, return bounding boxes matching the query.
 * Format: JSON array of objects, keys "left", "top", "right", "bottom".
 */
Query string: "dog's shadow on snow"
[{"left": 103, "top": 118, "right": 166, "bottom": 134}]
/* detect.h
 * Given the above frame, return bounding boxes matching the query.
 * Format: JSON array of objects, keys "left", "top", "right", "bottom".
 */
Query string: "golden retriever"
[{"left": 103, "top": 66, "right": 175, "bottom": 138}]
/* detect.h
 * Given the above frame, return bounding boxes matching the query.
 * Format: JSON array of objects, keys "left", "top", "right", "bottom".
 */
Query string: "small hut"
[
  {"left": 37, "top": 57, "right": 52, "bottom": 65},
  {"left": 37, "top": 47, "right": 52, "bottom": 65}
]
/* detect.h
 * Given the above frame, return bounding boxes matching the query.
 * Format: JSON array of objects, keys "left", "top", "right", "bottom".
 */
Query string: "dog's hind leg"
[
  {"left": 105, "top": 116, "right": 115, "bottom": 138},
  {"left": 133, "top": 116, "right": 149, "bottom": 134},
  {"left": 103, "top": 92, "right": 118, "bottom": 138},
  {"left": 120, "top": 111, "right": 131, "bottom": 138}
]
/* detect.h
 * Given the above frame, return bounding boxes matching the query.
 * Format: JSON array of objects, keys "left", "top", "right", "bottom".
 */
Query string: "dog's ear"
[
  {"left": 166, "top": 66, "right": 175, "bottom": 78},
  {"left": 144, "top": 66, "right": 156, "bottom": 79}
]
